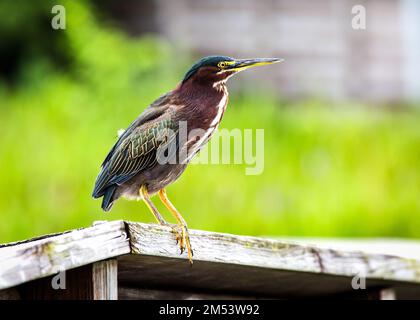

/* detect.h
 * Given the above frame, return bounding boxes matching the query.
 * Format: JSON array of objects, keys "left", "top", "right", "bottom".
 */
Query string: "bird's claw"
[{"left": 171, "top": 224, "right": 193, "bottom": 264}]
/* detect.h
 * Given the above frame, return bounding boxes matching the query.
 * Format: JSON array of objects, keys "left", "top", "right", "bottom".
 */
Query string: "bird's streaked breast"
[{"left": 185, "top": 88, "right": 229, "bottom": 161}]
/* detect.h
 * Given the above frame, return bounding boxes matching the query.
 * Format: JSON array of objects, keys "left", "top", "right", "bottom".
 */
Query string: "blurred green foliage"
[{"left": 0, "top": 1, "right": 419, "bottom": 243}]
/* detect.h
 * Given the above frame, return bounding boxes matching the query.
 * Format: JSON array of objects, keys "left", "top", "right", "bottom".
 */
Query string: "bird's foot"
[{"left": 170, "top": 224, "right": 193, "bottom": 265}]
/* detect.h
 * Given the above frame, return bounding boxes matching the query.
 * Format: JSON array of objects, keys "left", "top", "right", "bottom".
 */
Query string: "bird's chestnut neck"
[
  {"left": 177, "top": 66, "right": 235, "bottom": 98},
  {"left": 176, "top": 76, "right": 228, "bottom": 101}
]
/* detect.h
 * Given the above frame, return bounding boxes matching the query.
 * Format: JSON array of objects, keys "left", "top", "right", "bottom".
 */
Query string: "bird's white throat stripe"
[
  {"left": 213, "top": 79, "right": 227, "bottom": 89},
  {"left": 210, "top": 94, "right": 228, "bottom": 127}
]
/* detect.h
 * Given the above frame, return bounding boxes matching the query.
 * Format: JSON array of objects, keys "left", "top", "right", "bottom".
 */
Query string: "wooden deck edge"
[
  {"left": 0, "top": 220, "right": 129, "bottom": 290},
  {"left": 126, "top": 221, "right": 420, "bottom": 285},
  {"left": 1, "top": 220, "right": 420, "bottom": 291}
]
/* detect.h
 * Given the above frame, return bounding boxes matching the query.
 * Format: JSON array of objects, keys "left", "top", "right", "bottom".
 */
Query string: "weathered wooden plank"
[
  {"left": 92, "top": 259, "right": 118, "bottom": 300},
  {"left": 118, "top": 222, "right": 420, "bottom": 299},
  {"left": 1, "top": 220, "right": 420, "bottom": 299},
  {"left": 274, "top": 238, "right": 420, "bottom": 261},
  {"left": 118, "top": 249, "right": 420, "bottom": 299},
  {"left": 0, "top": 220, "right": 129, "bottom": 290},
  {"left": 126, "top": 222, "right": 420, "bottom": 284}
]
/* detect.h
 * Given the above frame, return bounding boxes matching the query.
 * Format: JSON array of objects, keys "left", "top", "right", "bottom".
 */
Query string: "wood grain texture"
[
  {"left": 92, "top": 259, "right": 118, "bottom": 300},
  {"left": 0, "top": 220, "right": 129, "bottom": 290},
  {"left": 126, "top": 222, "right": 420, "bottom": 285},
  {"left": 1, "top": 220, "right": 420, "bottom": 299}
]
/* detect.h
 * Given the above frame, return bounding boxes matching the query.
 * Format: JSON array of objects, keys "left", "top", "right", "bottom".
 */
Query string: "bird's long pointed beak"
[{"left": 229, "top": 57, "right": 284, "bottom": 71}]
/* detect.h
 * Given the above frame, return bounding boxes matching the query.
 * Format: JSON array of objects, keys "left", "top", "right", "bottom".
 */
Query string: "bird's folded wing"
[
  {"left": 101, "top": 101, "right": 171, "bottom": 167},
  {"left": 93, "top": 116, "right": 177, "bottom": 197}
]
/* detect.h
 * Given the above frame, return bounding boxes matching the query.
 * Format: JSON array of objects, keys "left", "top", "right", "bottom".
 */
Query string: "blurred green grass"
[{"left": 0, "top": 0, "right": 419, "bottom": 242}]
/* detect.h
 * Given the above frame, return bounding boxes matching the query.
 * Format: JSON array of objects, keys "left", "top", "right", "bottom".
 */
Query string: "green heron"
[{"left": 92, "top": 55, "right": 282, "bottom": 263}]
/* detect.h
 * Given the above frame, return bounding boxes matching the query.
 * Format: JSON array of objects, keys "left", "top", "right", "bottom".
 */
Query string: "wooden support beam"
[
  {"left": 11, "top": 259, "right": 118, "bottom": 300},
  {"left": 372, "top": 288, "right": 397, "bottom": 300},
  {"left": 92, "top": 259, "right": 118, "bottom": 300}
]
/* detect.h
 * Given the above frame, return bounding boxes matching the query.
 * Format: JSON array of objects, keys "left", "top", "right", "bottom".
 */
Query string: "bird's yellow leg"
[
  {"left": 139, "top": 185, "right": 169, "bottom": 226},
  {"left": 158, "top": 189, "right": 193, "bottom": 264}
]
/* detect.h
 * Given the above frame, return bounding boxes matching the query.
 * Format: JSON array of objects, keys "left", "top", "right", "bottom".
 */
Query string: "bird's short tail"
[{"left": 101, "top": 185, "right": 117, "bottom": 212}]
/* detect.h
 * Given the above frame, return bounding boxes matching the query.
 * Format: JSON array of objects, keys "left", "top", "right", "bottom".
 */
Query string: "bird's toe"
[{"left": 170, "top": 224, "right": 193, "bottom": 264}]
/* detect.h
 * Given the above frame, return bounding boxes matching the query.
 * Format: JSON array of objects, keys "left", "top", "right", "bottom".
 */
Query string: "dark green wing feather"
[
  {"left": 92, "top": 94, "right": 177, "bottom": 199},
  {"left": 101, "top": 98, "right": 170, "bottom": 167},
  {"left": 107, "top": 118, "right": 176, "bottom": 179}
]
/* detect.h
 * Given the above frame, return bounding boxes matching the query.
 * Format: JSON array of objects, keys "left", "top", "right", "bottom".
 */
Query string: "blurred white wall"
[
  {"left": 401, "top": 0, "right": 420, "bottom": 101},
  {"left": 114, "top": 0, "right": 420, "bottom": 103}
]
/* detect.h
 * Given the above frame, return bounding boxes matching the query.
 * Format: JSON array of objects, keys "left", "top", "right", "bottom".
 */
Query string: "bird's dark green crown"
[{"left": 183, "top": 55, "right": 234, "bottom": 83}]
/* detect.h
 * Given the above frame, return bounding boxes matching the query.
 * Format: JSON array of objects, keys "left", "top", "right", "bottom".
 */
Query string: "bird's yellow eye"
[{"left": 218, "top": 61, "right": 227, "bottom": 69}]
